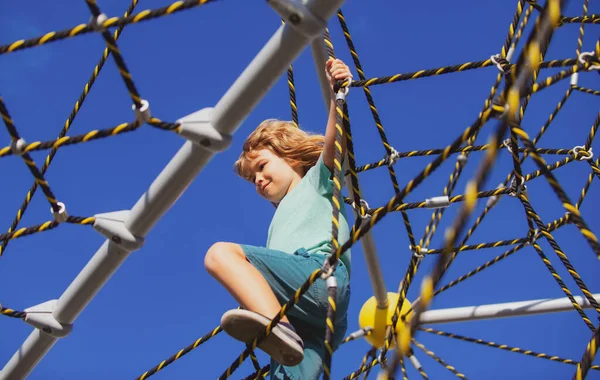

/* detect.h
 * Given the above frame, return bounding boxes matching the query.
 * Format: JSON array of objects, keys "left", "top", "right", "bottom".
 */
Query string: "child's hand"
[{"left": 326, "top": 58, "right": 352, "bottom": 90}]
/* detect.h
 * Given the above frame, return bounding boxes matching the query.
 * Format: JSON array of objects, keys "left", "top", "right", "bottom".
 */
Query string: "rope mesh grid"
[{"left": 1, "top": 0, "right": 599, "bottom": 379}]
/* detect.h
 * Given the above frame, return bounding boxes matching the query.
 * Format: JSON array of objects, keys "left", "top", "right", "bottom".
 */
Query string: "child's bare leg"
[{"left": 204, "top": 242, "right": 290, "bottom": 324}]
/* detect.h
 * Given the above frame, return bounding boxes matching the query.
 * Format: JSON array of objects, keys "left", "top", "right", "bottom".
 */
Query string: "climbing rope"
[{"left": 1, "top": 0, "right": 599, "bottom": 379}]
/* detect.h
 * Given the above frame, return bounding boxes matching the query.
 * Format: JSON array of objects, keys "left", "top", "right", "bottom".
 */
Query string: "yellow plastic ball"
[{"left": 358, "top": 292, "right": 412, "bottom": 348}]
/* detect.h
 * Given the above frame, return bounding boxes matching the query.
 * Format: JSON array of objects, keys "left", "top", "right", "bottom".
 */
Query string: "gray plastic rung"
[
  {"left": 24, "top": 300, "right": 72, "bottom": 338},
  {"left": 177, "top": 108, "right": 232, "bottom": 152},
  {"left": 425, "top": 195, "right": 450, "bottom": 209},
  {"left": 267, "top": 0, "right": 326, "bottom": 37},
  {"left": 93, "top": 210, "right": 144, "bottom": 251}
]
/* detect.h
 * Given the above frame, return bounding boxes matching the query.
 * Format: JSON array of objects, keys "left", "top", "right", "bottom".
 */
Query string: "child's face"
[{"left": 247, "top": 148, "right": 303, "bottom": 203}]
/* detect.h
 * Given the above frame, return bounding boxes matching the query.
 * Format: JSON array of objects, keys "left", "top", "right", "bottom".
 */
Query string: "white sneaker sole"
[{"left": 221, "top": 309, "right": 304, "bottom": 366}]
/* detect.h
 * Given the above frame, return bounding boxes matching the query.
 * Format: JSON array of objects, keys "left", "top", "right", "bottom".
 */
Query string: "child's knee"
[{"left": 204, "top": 242, "right": 245, "bottom": 275}]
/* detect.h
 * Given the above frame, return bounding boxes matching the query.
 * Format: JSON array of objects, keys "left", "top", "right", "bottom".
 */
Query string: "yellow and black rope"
[
  {"left": 517, "top": 194, "right": 600, "bottom": 315},
  {"left": 395, "top": 3, "right": 566, "bottom": 365},
  {"left": 412, "top": 339, "right": 467, "bottom": 379},
  {"left": 431, "top": 213, "right": 570, "bottom": 298},
  {"left": 0, "top": 216, "right": 95, "bottom": 244},
  {"left": 576, "top": 158, "right": 599, "bottom": 208},
  {"left": 0, "top": 121, "right": 142, "bottom": 158},
  {"left": 0, "top": 305, "right": 27, "bottom": 319},
  {"left": 136, "top": 326, "right": 222, "bottom": 380},
  {"left": 0, "top": 0, "right": 217, "bottom": 56},
  {"left": 561, "top": 14, "right": 600, "bottom": 24},
  {"left": 529, "top": 241, "right": 596, "bottom": 331},
  {"left": 0, "top": 0, "right": 141, "bottom": 259},
  {"left": 217, "top": 269, "right": 322, "bottom": 379},
  {"left": 574, "top": 86, "right": 600, "bottom": 96},
  {"left": 337, "top": 9, "right": 418, "bottom": 246},
  {"left": 243, "top": 364, "right": 269, "bottom": 380},
  {"left": 0, "top": 97, "right": 63, "bottom": 212},
  {"left": 321, "top": 80, "right": 348, "bottom": 380},
  {"left": 574, "top": 326, "right": 600, "bottom": 380},
  {"left": 85, "top": 0, "right": 144, "bottom": 109},
  {"left": 340, "top": 58, "right": 577, "bottom": 90},
  {"left": 515, "top": 127, "right": 600, "bottom": 258},
  {"left": 420, "top": 327, "right": 600, "bottom": 371},
  {"left": 353, "top": 144, "right": 571, "bottom": 174}
]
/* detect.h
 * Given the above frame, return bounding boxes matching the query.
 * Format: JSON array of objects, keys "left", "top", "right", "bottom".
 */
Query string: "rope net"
[{"left": 1, "top": 0, "right": 599, "bottom": 378}]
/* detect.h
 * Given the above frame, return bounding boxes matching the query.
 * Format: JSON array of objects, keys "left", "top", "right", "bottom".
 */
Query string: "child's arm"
[{"left": 322, "top": 58, "right": 353, "bottom": 172}]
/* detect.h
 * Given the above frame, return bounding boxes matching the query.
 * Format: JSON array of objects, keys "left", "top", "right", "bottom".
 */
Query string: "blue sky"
[{"left": 1, "top": 0, "right": 599, "bottom": 379}]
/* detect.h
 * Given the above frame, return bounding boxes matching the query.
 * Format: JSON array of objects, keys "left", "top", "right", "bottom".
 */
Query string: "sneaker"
[{"left": 221, "top": 309, "right": 304, "bottom": 366}]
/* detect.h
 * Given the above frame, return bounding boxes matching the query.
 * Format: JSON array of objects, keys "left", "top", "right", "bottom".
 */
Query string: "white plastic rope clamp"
[
  {"left": 528, "top": 229, "right": 540, "bottom": 244},
  {"left": 570, "top": 72, "right": 579, "bottom": 86},
  {"left": 579, "top": 52, "right": 600, "bottom": 71},
  {"left": 503, "top": 138, "right": 514, "bottom": 154},
  {"left": 320, "top": 256, "right": 336, "bottom": 280},
  {"left": 326, "top": 275, "right": 338, "bottom": 289},
  {"left": 490, "top": 54, "right": 509, "bottom": 74},
  {"left": 425, "top": 195, "right": 450, "bottom": 209},
  {"left": 387, "top": 146, "right": 400, "bottom": 167},
  {"left": 10, "top": 138, "right": 26, "bottom": 156},
  {"left": 509, "top": 177, "right": 527, "bottom": 197},
  {"left": 573, "top": 145, "right": 593, "bottom": 161},
  {"left": 88, "top": 13, "right": 108, "bottom": 31},
  {"left": 51, "top": 202, "right": 69, "bottom": 223},
  {"left": 133, "top": 99, "right": 152, "bottom": 124},
  {"left": 354, "top": 199, "right": 371, "bottom": 220},
  {"left": 410, "top": 245, "right": 428, "bottom": 258}
]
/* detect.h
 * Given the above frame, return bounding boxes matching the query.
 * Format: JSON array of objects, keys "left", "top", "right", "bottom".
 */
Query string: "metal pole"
[
  {"left": 1, "top": 1, "right": 345, "bottom": 378},
  {"left": 419, "top": 293, "right": 600, "bottom": 325},
  {"left": 311, "top": 37, "right": 389, "bottom": 309}
]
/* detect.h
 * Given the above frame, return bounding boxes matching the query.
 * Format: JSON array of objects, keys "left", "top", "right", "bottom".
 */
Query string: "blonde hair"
[{"left": 234, "top": 119, "right": 324, "bottom": 181}]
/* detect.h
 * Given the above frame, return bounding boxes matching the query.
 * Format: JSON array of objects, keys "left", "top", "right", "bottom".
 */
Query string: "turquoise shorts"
[{"left": 241, "top": 244, "right": 351, "bottom": 380}]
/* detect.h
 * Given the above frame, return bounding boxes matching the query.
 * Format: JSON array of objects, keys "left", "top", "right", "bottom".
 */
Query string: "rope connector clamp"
[
  {"left": 320, "top": 256, "right": 337, "bottom": 280},
  {"left": 527, "top": 229, "right": 539, "bottom": 244},
  {"left": 570, "top": 72, "right": 579, "bottom": 86},
  {"left": 573, "top": 145, "right": 593, "bottom": 161},
  {"left": 133, "top": 99, "right": 152, "bottom": 124},
  {"left": 356, "top": 199, "right": 372, "bottom": 220},
  {"left": 88, "top": 13, "right": 108, "bottom": 31},
  {"left": 502, "top": 138, "right": 514, "bottom": 154},
  {"left": 10, "top": 138, "right": 27, "bottom": 156},
  {"left": 24, "top": 300, "right": 72, "bottom": 338},
  {"left": 490, "top": 54, "right": 510, "bottom": 75},
  {"left": 267, "top": 0, "right": 326, "bottom": 38},
  {"left": 51, "top": 201, "right": 69, "bottom": 223},
  {"left": 509, "top": 177, "right": 527, "bottom": 197},
  {"left": 410, "top": 245, "right": 427, "bottom": 258},
  {"left": 326, "top": 275, "right": 338, "bottom": 289},
  {"left": 335, "top": 77, "right": 352, "bottom": 102},
  {"left": 386, "top": 147, "right": 400, "bottom": 167},
  {"left": 425, "top": 195, "right": 450, "bottom": 209},
  {"left": 578, "top": 52, "right": 600, "bottom": 71},
  {"left": 177, "top": 107, "right": 232, "bottom": 152},
  {"left": 93, "top": 210, "right": 144, "bottom": 252}
]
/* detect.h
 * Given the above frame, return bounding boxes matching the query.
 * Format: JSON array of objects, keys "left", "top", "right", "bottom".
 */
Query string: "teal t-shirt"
[{"left": 266, "top": 154, "right": 352, "bottom": 276}]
